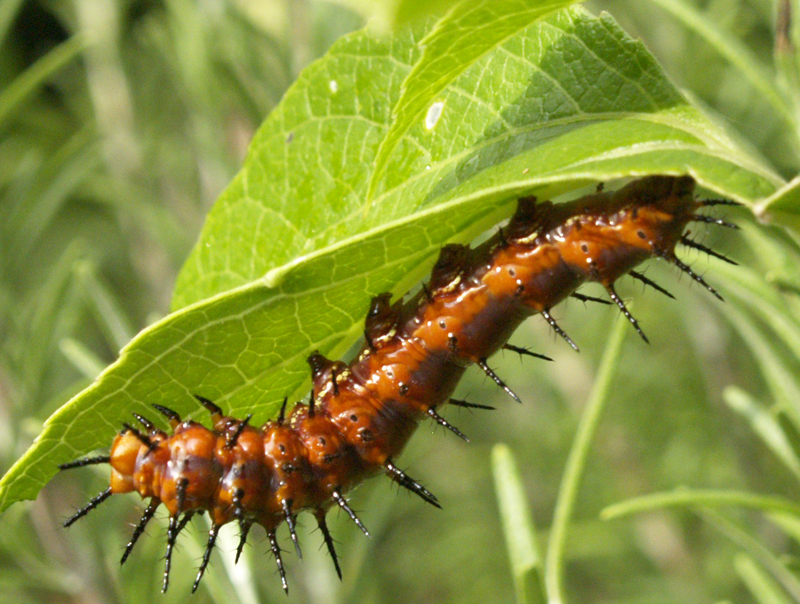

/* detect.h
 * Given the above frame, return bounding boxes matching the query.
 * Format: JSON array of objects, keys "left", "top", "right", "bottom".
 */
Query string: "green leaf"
[
  {"left": 716, "top": 297, "right": 800, "bottom": 427},
  {"left": 368, "top": 0, "right": 581, "bottom": 199},
  {"left": 768, "top": 511, "right": 800, "bottom": 548},
  {"left": 0, "top": 35, "right": 86, "bottom": 129},
  {"left": 0, "top": 0, "right": 25, "bottom": 47},
  {"left": 602, "top": 489, "right": 800, "bottom": 521},
  {"left": 703, "top": 510, "right": 800, "bottom": 602},
  {"left": 58, "top": 338, "right": 106, "bottom": 381},
  {"left": 735, "top": 554, "right": 795, "bottom": 604},
  {"left": 755, "top": 175, "right": 800, "bottom": 232},
  {"left": 738, "top": 221, "right": 800, "bottom": 295},
  {"left": 0, "top": 7, "right": 782, "bottom": 512},
  {"left": 389, "top": 0, "right": 458, "bottom": 28},
  {"left": 492, "top": 444, "right": 546, "bottom": 604},
  {"left": 74, "top": 262, "right": 136, "bottom": 351},
  {"left": 711, "top": 260, "right": 800, "bottom": 364},
  {"left": 723, "top": 386, "right": 800, "bottom": 480}
]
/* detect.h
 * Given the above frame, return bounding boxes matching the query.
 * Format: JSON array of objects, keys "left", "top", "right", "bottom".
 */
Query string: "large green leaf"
[{"left": 0, "top": 6, "right": 783, "bottom": 512}]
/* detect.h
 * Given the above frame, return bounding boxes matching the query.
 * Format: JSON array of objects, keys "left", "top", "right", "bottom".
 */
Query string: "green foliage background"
[{"left": 2, "top": 1, "right": 800, "bottom": 603}]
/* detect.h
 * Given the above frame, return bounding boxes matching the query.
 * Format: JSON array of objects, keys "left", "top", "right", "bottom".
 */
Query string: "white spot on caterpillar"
[
  {"left": 329, "top": 80, "right": 338, "bottom": 93},
  {"left": 425, "top": 101, "right": 444, "bottom": 130}
]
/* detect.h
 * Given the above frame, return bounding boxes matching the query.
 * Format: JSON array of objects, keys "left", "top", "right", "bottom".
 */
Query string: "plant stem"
[{"left": 544, "top": 312, "right": 628, "bottom": 604}]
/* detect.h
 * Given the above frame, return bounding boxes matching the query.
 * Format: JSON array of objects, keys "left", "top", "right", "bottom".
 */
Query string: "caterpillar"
[{"left": 58, "top": 174, "right": 739, "bottom": 593}]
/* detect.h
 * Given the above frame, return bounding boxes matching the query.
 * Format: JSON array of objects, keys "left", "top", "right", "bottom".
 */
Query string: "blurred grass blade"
[
  {"left": 602, "top": 489, "right": 800, "bottom": 520},
  {"left": 544, "top": 311, "right": 628, "bottom": 604},
  {"left": 7, "top": 129, "right": 100, "bottom": 260},
  {"left": 768, "top": 511, "right": 800, "bottom": 548},
  {"left": 723, "top": 386, "right": 800, "bottom": 480},
  {"left": 74, "top": 262, "right": 135, "bottom": 351},
  {"left": 775, "top": 413, "right": 800, "bottom": 479},
  {"left": 0, "top": 0, "right": 25, "bottom": 46},
  {"left": 775, "top": 0, "right": 800, "bottom": 138},
  {"left": 716, "top": 302, "right": 800, "bottom": 427},
  {"left": 0, "top": 35, "right": 85, "bottom": 129},
  {"left": 216, "top": 528, "right": 260, "bottom": 604},
  {"left": 59, "top": 339, "right": 105, "bottom": 381},
  {"left": 645, "top": 0, "right": 795, "bottom": 133},
  {"left": 492, "top": 443, "right": 546, "bottom": 604},
  {"left": 711, "top": 259, "right": 800, "bottom": 368},
  {"left": 738, "top": 221, "right": 800, "bottom": 294},
  {"left": 17, "top": 241, "right": 87, "bottom": 405},
  {"left": 735, "top": 554, "right": 795, "bottom": 604},
  {"left": 702, "top": 509, "right": 800, "bottom": 601}
]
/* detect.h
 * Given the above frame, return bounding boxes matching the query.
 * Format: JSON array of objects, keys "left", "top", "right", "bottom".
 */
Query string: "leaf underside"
[{"left": 0, "top": 6, "right": 782, "bottom": 512}]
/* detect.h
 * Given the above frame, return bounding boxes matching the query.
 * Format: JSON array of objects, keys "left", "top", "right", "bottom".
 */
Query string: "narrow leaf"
[
  {"left": 723, "top": 386, "right": 800, "bottom": 480},
  {"left": 735, "top": 554, "right": 795, "bottom": 604},
  {"left": 0, "top": 35, "right": 86, "bottom": 128},
  {"left": 492, "top": 444, "right": 546, "bottom": 604},
  {"left": 702, "top": 510, "right": 800, "bottom": 602},
  {"left": 602, "top": 489, "right": 800, "bottom": 521}
]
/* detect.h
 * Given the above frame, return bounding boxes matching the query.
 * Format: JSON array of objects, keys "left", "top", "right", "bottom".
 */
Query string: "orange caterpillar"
[{"left": 59, "top": 175, "right": 739, "bottom": 593}]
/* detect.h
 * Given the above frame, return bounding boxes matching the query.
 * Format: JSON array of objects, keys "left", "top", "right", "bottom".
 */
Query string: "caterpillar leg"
[
  {"left": 282, "top": 499, "right": 302, "bottom": 559},
  {"left": 690, "top": 214, "right": 739, "bottom": 229},
  {"left": 315, "top": 509, "right": 342, "bottom": 580},
  {"left": 121, "top": 423, "right": 156, "bottom": 450},
  {"left": 502, "top": 343, "right": 553, "bottom": 362},
  {"left": 152, "top": 403, "right": 182, "bottom": 428},
  {"left": 605, "top": 284, "right": 649, "bottom": 344},
  {"left": 225, "top": 415, "right": 252, "bottom": 448},
  {"left": 58, "top": 455, "right": 110, "bottom": 470},
  {"left": 477, "top": 359, "right": 522, "bottom": 404},
  {"left": 131, "top": 412, "right": 160, "bottom": 434},
  {"left": 680, "top": 236, "right": 738, "bottom": 266},
  {"left": 540, "top": 309, "right": 579, "bottom": 351},
  {"left": 699, "top": 198, "right": 742, "bottom": 207},
  {"left": 449, "top": 398, "right": 496, "bottom": 411},
  {"left": 162, "top": 515, "right": 179, "bottom": 593},
  {"left": 235, "top": 521, "right": 251, "bottom": 564},
  {"left": 192, "top": 524, "right": 221, "bottom": 593},
  {"left": 660, "top": 252, "right": 725, "bottom": 301},
  {"left": 63, "top": 487, "right": 112, "bottom": 527},
  {"left": 162, "top": 478, "right": 191, "bottom": 593},
  {"left": 268, "top": 529, "right": 289, "bottom": 594},
  {"left": 427, "top": 407, "right": 469, "bottom": 442},
  {"left": 629, "top": 270, "right": 675, "bottom": 300},
  {"left": 571, "top": 292, "right": 612, "bottom": 305},
  {"left": 332, "top": 489, "right": 369, "bottom": 536},
  {"left": 121, "top": 499, "right": 159, "bottom": 565},
  {"left": 385, "top": 459, "right": 441, "bottom": 508}
]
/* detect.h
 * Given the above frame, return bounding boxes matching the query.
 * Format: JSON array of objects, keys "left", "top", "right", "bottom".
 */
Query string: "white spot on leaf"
[
  {"left": 425, "top": 101, "right": 444, "bottom": 130},
  {"left": 329, "top": 80, "right": 338, "bottom": 93}
]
